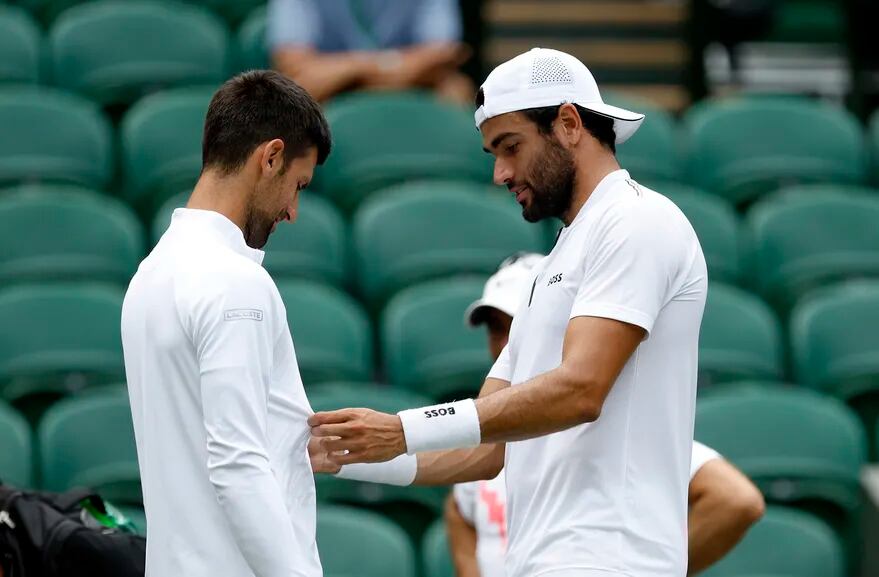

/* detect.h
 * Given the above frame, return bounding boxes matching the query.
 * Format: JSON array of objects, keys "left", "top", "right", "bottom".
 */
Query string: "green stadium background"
[{"left": 1, "top": 0, "right": 878, "bottom": 576}]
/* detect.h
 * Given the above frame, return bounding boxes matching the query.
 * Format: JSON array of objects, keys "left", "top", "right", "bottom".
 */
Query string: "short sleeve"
[
  {"left": 267, "top": 0, "right": 320, "bottom": 50},
  {"left": 690, "top": 441, "right": 721, "bottom": 480},
  {"left": 570, "top": 207, "right": 678, "bottom": 335},
  {"left": 487, "top": 344, "right": 512, "bottom": 382},
  {"left": 453, "top": 482, "right": 478, "bottom": 525},
  {"left": 412, "top": 0, "right": 462, "bottom": 44}
]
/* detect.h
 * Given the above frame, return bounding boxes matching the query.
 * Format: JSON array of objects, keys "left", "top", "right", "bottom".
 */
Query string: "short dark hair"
[
  {"left": 202, "top": 70, "right": 332, "bottom": 175},
  {"left": 521, "top": 104, "right": 616, "bottom": 154}
]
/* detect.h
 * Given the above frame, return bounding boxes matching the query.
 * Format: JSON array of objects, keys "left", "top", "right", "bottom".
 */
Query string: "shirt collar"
[
  {"left": 567, "top": 169, "right": 631, "bottom": 228},
  {"left": 170, "top": 208, "right": 265, "bottom": 265}
]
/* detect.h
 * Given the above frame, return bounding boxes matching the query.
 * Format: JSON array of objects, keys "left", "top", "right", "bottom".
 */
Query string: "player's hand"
[
  {"left": 308, "top": 408, "right": 407, "bottom": 465},
  {"left": 308, "top": 434, "right": 341, "bottom": 475}
]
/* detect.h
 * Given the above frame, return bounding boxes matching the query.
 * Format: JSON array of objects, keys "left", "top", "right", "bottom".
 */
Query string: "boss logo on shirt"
[
  {"left": 424, "top": 407, "right": 456, "bottom": 418},
  {"left": 547, "top": 273, "right": 563, "bottom": 286},
  {"left": 224, "top": 308, "right": 264, "bottom": 321}
]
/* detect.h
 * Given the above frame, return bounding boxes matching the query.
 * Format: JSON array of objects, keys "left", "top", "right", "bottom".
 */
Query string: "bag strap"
[{"left": 44, "top": 489, "right": 102, "bottom": 514}]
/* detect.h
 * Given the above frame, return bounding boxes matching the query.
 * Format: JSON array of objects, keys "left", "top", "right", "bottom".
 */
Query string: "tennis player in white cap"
[
  {"left": 447, "top": 253, "right": 763, "bottom": 577},
  {"left": 309, "top": 48, "right": 708, "bottom": 577}
]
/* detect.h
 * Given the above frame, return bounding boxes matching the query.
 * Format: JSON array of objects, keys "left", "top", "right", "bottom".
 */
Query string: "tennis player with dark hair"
[{"left": 122, "top": 70, "right": 331, "bottom": 577}]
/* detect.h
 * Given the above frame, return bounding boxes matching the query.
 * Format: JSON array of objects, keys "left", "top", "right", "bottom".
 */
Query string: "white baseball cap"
[
  {"left": 465, "top": 252, "right": 545, "bottom": 327},
  {"left": 474, "top": 47, "right": 645, "bottom": 144}
]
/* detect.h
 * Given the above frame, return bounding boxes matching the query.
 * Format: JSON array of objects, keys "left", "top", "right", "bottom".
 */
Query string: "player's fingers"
[
  {"left": 311, "top": 422, "right": 353, "bottom": 438},
  {"left": 329, "top": 450, "right": 371, "bottom": 466},
  {"left": 320, "top": 436, "right": 354, "bottom": 454},
  {"left": 308, "top": 410, "right": 354, "bottom": 427}
]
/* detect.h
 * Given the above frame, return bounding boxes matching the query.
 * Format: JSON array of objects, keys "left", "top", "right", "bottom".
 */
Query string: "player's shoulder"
[{"left": 175, "top": 241, "right": 275, "bottom": 302}]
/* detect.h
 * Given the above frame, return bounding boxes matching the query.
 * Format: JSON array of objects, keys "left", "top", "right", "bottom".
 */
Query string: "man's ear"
[
  {"left": 556, "top": 104, "right": 583, "bottom": 147},
  {"left": 260, "top": 138, "right": 285, "bottom": 176}
]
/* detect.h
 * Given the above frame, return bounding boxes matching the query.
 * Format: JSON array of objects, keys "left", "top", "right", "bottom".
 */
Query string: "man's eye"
[{"left": 506, "top": 143, "right": 519, "bottom": 154}]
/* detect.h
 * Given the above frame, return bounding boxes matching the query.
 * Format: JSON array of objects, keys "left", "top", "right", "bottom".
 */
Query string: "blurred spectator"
[{"left": 268, "top": 0, "right": 474, "bottom": 103}]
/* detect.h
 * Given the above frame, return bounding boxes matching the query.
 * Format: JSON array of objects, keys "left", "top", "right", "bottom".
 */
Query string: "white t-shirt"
[
  {"left": 487, "top": 170, "right": 707, "bottom": 577},
  {"left": 121, "top": 209, "right": 322, "bottom": 577},
  {"left": 454, "top": 442, "right": 722, "bottom": 577}
]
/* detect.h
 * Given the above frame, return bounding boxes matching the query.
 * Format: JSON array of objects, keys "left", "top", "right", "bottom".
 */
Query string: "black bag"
[{"left": 0, "top": 484, "right": 145, "bottom": 577}]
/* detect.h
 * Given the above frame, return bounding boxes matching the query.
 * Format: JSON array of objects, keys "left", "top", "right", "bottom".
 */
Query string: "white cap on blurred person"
[
  {"left": 465, "top": 252, "right": 545, "bottom": 327},
  {"left": 474, "top": 47, "right": 645, "bottom": 144}
]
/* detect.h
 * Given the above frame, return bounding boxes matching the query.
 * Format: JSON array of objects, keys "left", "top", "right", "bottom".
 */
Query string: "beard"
[
  {"left": 520, "top": 136, "right": 577, "bottom": 223},
  {"left": 242, "top": 201, "right": 274, "bottom": 249}
]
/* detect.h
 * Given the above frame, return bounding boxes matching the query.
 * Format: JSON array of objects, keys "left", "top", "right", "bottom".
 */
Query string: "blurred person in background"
[
  {"left": 446, "top": 253, "right": 765, "bottom": 577},
  {"left": 268, "top": 0, "right": 474, "bottom": 103}
]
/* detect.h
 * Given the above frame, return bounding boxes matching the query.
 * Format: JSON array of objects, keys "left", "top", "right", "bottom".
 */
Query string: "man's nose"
[{"left": 493, "top": 158, "right": 513, "bottom": 186}]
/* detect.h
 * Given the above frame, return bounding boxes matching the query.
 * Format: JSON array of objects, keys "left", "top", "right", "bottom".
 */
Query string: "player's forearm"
[
  {"left": 475, "top": 365, "right": 602, "bottom": 444},
  {"left": 272, "top": 49, "right": 374, "bottom": 101},
  {"left": 414, "top": 442, "right": 504, "bottom": 485},
  {"left": 445, "top": 495, "right": 481, "bottom": 577},
  {"left": 686, "top": 467, "right": 765, "bottom": 574}
]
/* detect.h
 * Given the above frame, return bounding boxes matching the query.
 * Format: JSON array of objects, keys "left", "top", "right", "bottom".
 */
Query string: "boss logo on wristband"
[{"left": 424, "top": 407, "right": 457, "bottom": 418}]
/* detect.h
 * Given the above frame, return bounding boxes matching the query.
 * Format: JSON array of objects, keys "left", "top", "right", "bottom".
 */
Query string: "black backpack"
[{"left": 0, "top": 484, "right": 145, "bottom": 577}]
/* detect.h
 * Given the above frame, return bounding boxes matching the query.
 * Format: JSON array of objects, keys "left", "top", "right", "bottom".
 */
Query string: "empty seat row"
[
  {"left": 5, "top": 82, "right": 879, "bottom": 214},
  {"left": 5, "top": 180, "right": 879, "bottom": 316},
  {"left": 0, "top": 2, "right": 229, "bottom": 106},
  {"left": 3, "top": 276, "right": 879, "bottom": 450},
  {"left": 16, "top": 0, "right": 264, "bottom": 25}
]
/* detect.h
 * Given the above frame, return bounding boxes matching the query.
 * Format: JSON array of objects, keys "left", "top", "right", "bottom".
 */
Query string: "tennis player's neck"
[
  {"left": 187, "top": 172, "right": 250, "bottom": 235},
  {"left": 561, "top": 157, "right": 620, "bottom": 226}
]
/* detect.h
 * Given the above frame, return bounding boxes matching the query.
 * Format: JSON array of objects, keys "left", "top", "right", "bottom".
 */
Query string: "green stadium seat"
[
  {"left": 0, "top": 185, "right": 144, "bottom": 286},
  {"left": 870, "top": 109, "right": 879, "bottom": 186},
  {"left": 353, "top": 182, "right": 543, "bottom": 307},
  {"left": 38, "top": 389, "right": 141, "bottom": 504},
  {"left": 683, "top": 98, "right": 867, "bottom": 206},
  {"left": 0, "top": 400, "right": 33, "bottom": 488},
  {"left": 0, "top": 5, "right": 42, "bottom": 84},
  {"left": 236, "top": 5, "right": 267, "bottom": 71},
  {"left": 382, "top": 277, "right": 492, "bottom": 400},
  {"left": 659, "top": 183, "right": 741, "bottom": 284},
  {"left": 700, "top": 506, "right": 844, "bottom": 577},
  {"left": 606, "top": 94, "right": 680, "bottom": 184},
  {"left": 263, "top": 193, "right": 348, "bottom": 285},
  {"left": 746, "top": 189, "right": 879, "bottom": 310},
  {"left": 153, "top": 190, "right": 348, "bottom": 285},
  {"left": 275, "top": 280, "right": 373, "bottom": 385},
  {"left": 699, "top": 283, "right": 784, "bottom": 387},
  {"left": 316, "top": 92, "right": 492, "bottom": 212},
  {"left": 791, "top": 281, "right": 879, "bottom": 458},
  {"left": 0, "top": 284, "right": 126, "bottom": 406},
  {"left": 121, "top": 87, "right": 213, "bottom": 215},
  {"left": 0, "top": 86, "right": 112, "bottom": 189},
  {"left": 310, "top": 383, "right": 446, "bottom": 540},
  {"left": 422, "top": 518, "right": 454, "bottom": 577},
  {"left": 151, "top": 190, "right": 188, "bottom": 242},
  {"left": 181, "top": 0, "right": 264, "bottom": 24},
  {"left": 769, "top": 0, "right": 846, "bottom": 43},
  {"left": 695, "top": 387, "right": 866, "bottom": 542},
  {"left": 48, "top": 1, "right": 228, "bottom": 106},
  {"left": 317, "top": 505, "right": 417, "bottom": 577},
  {"left": 16, "top": 0, "right": 87, "bottom": 25}
]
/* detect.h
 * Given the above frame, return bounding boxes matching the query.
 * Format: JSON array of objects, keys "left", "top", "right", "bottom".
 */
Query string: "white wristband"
[
  {"left": 397, "top": 399, "right": 481, "bottom": 455},
  {"left": 335, "top": 454, "right": 417, "bottom": 486}
]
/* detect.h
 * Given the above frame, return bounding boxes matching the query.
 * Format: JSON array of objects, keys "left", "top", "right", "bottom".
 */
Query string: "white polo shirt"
[
  {"left": 488, "top": 170, "right": 707, "bottom": 577},
  {"left": 121, "top": 209, "right": 322, "bottom": 577},
  {"left": 454, "top": 442, "right": 722, "bottom": 577}
]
